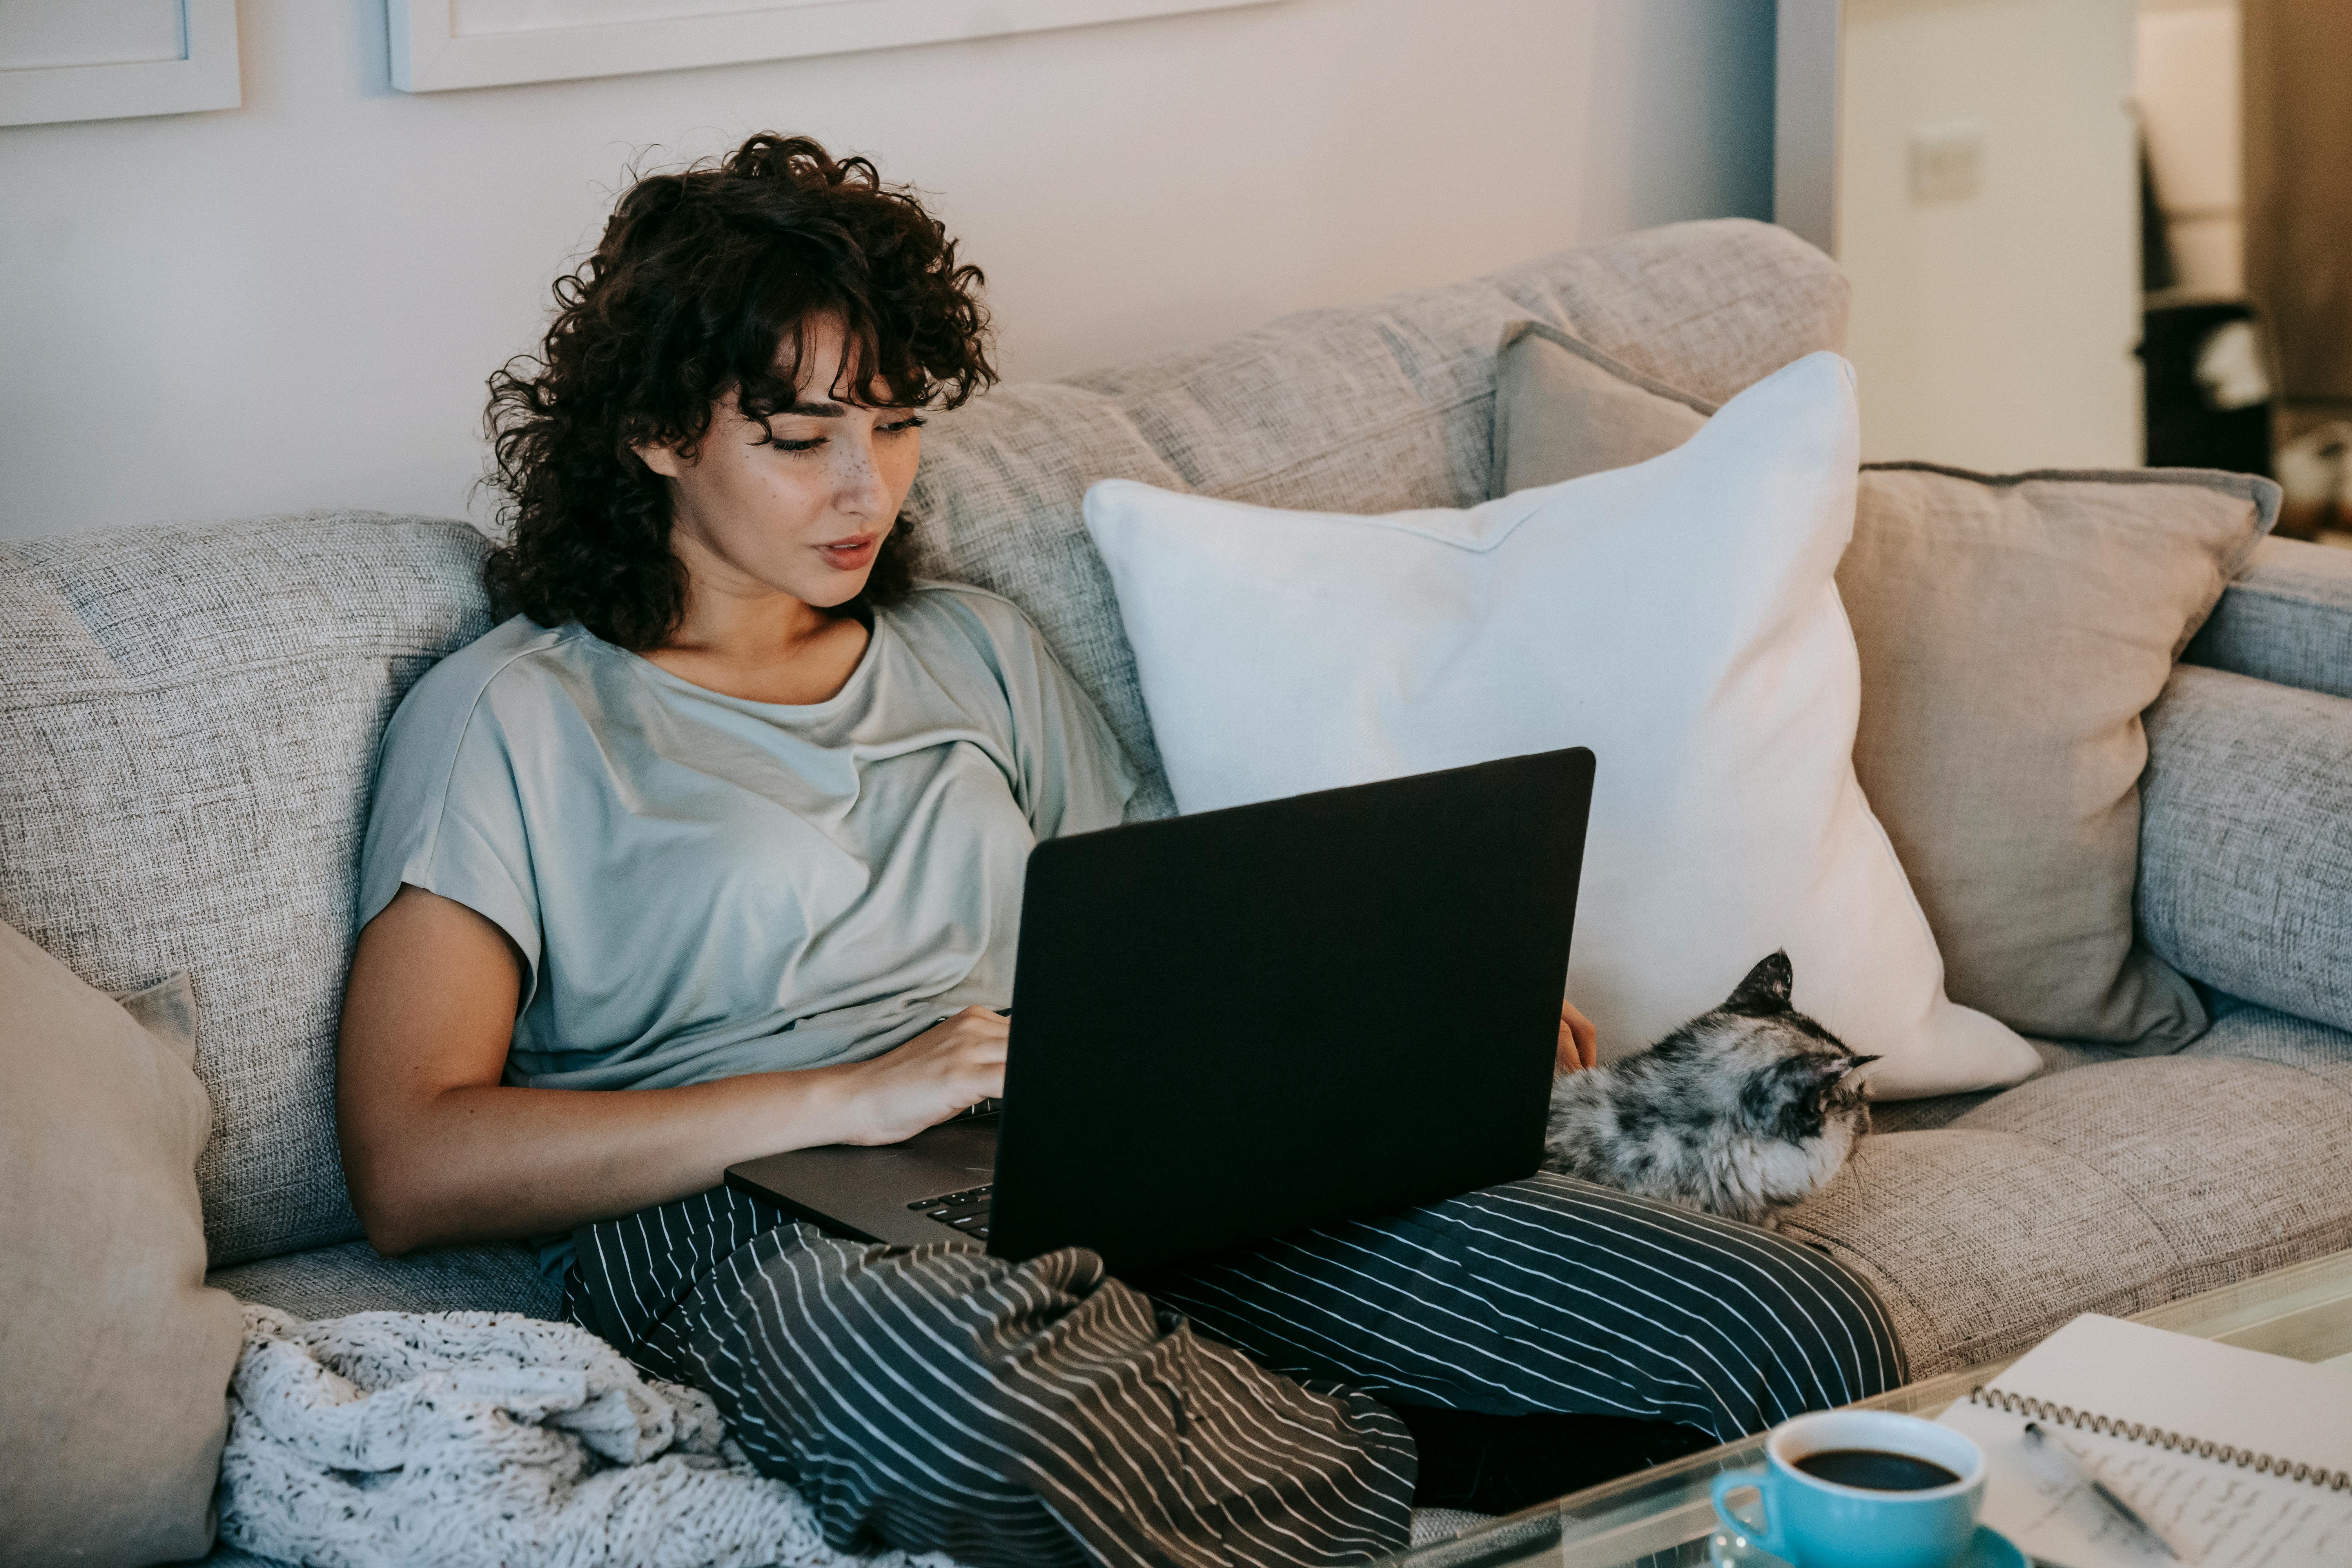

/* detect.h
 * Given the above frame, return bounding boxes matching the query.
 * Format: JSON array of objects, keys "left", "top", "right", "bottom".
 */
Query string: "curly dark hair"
[{"left": 481, "top": 134, "right": 996, "bottom": 650}]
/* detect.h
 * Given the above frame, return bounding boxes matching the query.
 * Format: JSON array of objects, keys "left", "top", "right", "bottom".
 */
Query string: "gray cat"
[{"left": 1543, "top": 953, "right": 1876, "bottom": 1226}]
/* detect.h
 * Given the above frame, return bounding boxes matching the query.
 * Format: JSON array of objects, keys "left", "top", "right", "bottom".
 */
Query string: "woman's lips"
[{"left": 818, "top": 535, "right": 878, "bottom": 570}]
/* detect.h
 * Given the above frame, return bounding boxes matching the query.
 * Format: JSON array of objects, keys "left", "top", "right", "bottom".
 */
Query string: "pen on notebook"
[{"left": 2021, "top": 1421, "right": 2180, "bottom": 1561}]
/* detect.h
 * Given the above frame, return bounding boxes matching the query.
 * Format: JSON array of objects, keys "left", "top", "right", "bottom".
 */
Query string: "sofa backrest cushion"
[
  {"left": 0, "top": 515, "right": 494, "bottom": 1265},
  {"left": 2186, "top": 535, "right": 2352, "bottom": 701},
  {"left": 0, "top": 219, "right": 1842, "bottom": 1267},
  {"left": 2140, "top": 663, "right": 2352, "bottom": 1033},
  {"left": 902, "top": 217, "right": 1847, "bottom": 818}
]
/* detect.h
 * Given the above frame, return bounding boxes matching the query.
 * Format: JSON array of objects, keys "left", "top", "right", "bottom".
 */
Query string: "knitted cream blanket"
[{"left": 218, "top": 1304, "right": 958, "bottom": 1568}]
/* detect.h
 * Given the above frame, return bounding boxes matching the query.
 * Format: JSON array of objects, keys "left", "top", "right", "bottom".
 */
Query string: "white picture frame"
[
  {"left": 389, "top": 0, "right": 1283, "bottom": 94},
  {"left": 0, "top": 0, "right": 241, "bottom": 129}
]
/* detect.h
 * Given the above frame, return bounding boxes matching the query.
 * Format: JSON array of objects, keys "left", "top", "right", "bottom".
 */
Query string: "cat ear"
[{"left": 1724, "top": 951, "right": 1795, "bottom": 1014}]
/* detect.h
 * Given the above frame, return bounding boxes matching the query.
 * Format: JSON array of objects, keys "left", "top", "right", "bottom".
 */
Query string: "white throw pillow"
[{"left": 1082, "top": 352, "right": 2038, "bottom": 1100}]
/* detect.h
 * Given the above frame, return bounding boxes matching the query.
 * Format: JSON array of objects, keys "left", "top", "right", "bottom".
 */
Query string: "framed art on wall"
[
  {"left": 388, "top": 0, "right": 1283, "bottom": 93},
  {"left": 0, "top": 0, "right": 241, "bottom": 128}
]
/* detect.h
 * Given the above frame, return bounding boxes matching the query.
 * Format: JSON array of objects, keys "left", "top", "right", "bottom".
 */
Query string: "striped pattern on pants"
[{"left": 566, "top": 1172, "right": 1903, "bottom": 1568}]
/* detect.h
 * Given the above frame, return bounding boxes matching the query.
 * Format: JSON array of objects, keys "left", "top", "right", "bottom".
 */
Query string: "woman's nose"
[{"left": 833, "top": 437, "right": 892, "bottom": 517}]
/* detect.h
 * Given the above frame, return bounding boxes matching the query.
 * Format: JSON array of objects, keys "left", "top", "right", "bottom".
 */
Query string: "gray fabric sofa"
[{"left": 5, "top": 218, "right": 2350, "bottom": 1564}]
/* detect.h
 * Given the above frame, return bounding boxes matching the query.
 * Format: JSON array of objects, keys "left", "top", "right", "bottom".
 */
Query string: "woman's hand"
[
  {"left": 1557, "top": 1000, "right": 1598, "bottom": 1074},
  {"left": 830, "top": 1006, "right": 1010, "bottom": 1146}
]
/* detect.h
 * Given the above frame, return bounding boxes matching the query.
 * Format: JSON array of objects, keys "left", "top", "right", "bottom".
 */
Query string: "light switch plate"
[{"left": 1909, "top": 122, "right": 1985, "bottom": 203}]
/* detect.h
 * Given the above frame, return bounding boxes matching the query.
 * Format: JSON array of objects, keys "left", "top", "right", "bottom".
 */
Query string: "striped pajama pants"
[{"left": 565, "top": 1173, "right": 1903, "bottom": 1568}]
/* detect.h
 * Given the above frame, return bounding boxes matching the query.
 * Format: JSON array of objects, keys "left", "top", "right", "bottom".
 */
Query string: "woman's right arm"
[{"left": 336, "top": 884, "right": 1009, "bottom": 1256}]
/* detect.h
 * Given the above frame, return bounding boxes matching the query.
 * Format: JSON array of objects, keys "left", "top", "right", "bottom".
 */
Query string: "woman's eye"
[
  {"left": 769, "top": 436, "right": 825, "bottom": 453},
  {"left": 880, "top": 415, "right": 927, "bottom": 435}
]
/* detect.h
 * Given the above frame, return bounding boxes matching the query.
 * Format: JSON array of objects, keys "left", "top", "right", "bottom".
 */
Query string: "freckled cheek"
[
  {"left": 750, "top": 460, "right": 823, "bottom": 510},
  {"left": 735, "top": 467, "right": 834, "bottom": 556},
  {"left": 882, "top": 441, "right": 922, "bottom": 511}
]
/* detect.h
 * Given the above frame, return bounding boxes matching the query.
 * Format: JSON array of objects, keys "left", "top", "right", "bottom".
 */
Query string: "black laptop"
[{"left": 725, "top": 746, "right": 1593, "bottom": 1276}]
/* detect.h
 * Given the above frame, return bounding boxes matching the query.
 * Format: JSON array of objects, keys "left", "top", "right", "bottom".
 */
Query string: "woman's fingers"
[
  {"left": 942, "top": 1005, "right": 1009, "bottom": 1039},
  {"left": 1559, "top": 1000, "right": 1599, "bottom": 1073},
  {"left": 877, "top": 1007, "right": 1011, "bottom": 1125},
  {"left": 933, "top": 1009, "right": 1009, "bottom": 1065}
]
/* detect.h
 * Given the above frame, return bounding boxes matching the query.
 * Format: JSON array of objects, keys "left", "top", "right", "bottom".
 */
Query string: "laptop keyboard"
[{"left": 908, "top": 1184, "right": 993, "bottom": 1241}]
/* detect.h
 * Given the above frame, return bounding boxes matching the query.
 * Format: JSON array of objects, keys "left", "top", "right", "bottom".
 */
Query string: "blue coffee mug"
[{"left": 1710, "top": 1409, "right": 1984, "bottom": 1568}]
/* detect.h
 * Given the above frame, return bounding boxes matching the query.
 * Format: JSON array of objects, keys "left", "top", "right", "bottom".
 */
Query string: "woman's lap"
[
  {"left": 566, "top": 1176, "right": 1903, "bottom": 1568},
  {"left": 1142, "top": 1171, "right": 1906, "bottom": 1443},
  {"left": 567, "top": 1187, "right": 1415, "bottom": 1568}
]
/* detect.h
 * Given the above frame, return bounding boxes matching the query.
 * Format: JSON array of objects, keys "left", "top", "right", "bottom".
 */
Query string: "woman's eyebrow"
[{"left": 781, "top": 398, "right": 850, "bottom": 417}]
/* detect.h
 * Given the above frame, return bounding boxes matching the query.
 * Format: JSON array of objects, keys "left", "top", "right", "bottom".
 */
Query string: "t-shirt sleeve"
[
  {"left": 356, "top": 665, "right": 544, "bottom": 1004},
  {"left": 989, "top": 610, "right": 1138, "bottom": 840}
]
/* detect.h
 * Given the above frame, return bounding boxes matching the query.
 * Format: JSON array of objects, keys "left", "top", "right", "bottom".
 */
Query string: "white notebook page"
[{"left": 1936, "top": 1314, "right": 2352, "bottom": 1568}]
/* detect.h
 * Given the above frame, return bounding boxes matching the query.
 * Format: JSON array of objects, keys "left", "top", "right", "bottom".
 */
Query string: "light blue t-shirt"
[{"left": 357, "top": 583, "right": 1136, "bottom": 1094}]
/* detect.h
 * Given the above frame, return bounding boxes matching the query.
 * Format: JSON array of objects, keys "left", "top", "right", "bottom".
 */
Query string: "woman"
[{"left": 339, "top": 134, "right": 1902, "bottom": 1568}]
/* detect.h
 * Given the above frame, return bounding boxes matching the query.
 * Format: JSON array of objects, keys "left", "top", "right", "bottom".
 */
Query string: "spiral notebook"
[{"left": 1936, "top": 1314, "right": 2352, "bottom": 1568}]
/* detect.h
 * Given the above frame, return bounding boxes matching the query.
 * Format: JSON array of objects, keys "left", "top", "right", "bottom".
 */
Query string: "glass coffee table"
[{"left": 1377, "top": 1249, "right": 2352, "bottom": 1568}]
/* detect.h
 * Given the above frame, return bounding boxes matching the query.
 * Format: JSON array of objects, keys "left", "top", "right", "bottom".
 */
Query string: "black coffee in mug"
[{"left": 1792, "top": 1448, "right": 1961, "bottom": 1492}]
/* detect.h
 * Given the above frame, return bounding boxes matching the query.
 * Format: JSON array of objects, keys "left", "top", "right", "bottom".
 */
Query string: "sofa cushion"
[
  {"left": 2138, "top": 664, "right": 2352, "bottom": 1034},
  {"left": 2183, "top": 993, "right": 2352, "bottom": 1089},
  {"left": 1490, "top": 319, "right": 1717, "bottom": 489},
  {"left": 1837, "top": 465, "right": 2271, "bottom": 1051},
  {"left": 1866, "top": 1036, "right": 2132, "bottom": 1135},
  {"left": 0, "top": 918, "right": 243, "bottom": 1568},
  {"left": 903, "top": 217, "right": 1846, "bottom": 821},
  {"left": 1781, "top": 1005, "right": 2352, "bottom": 1378},
  {"left": 2186, "top": 535, "right": 2352, "bottom": 700},
  {"left": 205, "top": 1239, "right": 561, "bottom": 1322},
  {"left": 0, "top": 514, "right": 495, "bottom": 1266}
]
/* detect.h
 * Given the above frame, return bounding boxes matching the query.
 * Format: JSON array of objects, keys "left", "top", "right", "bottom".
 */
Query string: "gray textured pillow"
[
  {"left": 2140, "top": 665, "right": 2352, "bottom": 1034},
  {"left": 1492, "top": 323, "right": 2276, "bottom": 1050},
  {"left": 1, "top": 927, "right": 241, "bottom": 1566}
]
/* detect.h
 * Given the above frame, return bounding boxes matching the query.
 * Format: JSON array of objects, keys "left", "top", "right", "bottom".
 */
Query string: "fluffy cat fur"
[{"left": 1543, "top": 953, "right": 1875, "bottom": 1225}]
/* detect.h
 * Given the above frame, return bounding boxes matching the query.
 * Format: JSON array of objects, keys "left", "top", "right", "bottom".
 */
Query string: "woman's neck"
[{"left": 643, "top": 546, "right": 872, "bottom": 706}]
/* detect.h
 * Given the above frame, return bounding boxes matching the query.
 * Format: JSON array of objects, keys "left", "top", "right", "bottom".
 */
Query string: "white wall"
[
  {"left": 0, "top": 0, "right": 1773, "bottom": 541},
  {"left": 1838, "top": 0, "right": 2142, "bottom": 470}
]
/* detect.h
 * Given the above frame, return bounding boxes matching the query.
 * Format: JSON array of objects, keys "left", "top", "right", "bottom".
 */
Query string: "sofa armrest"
[
  {"left": 2138, "top": 663, "right": 2352, "bottom": 1034},
  {"left": 2185, "top": 536, "right": 2352, "bottom": 700}
]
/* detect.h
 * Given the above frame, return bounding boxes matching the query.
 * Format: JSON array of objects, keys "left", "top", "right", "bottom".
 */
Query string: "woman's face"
[{"left": 635, "top": 314, "right": 924, "bottom": 612}]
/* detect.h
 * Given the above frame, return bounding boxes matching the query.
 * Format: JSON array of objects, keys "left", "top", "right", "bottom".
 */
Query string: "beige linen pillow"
[
  {"left": 1492, "top": 322, "right": 2275, "bottom": 1050},
  {"left": 1492, "top": 321, "right": 1717, "bottom": 482},
  {"left": 0, "top": 922, "right": 242, "bottom": 1566}
]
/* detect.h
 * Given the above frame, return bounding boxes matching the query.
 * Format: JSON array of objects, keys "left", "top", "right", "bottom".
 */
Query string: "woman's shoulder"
[
  {"left": 882, "top": 580, "right": 1044, "bottom": 661},
  {"left": 383, "top": 615, "right": 595, "bottom": 756}
]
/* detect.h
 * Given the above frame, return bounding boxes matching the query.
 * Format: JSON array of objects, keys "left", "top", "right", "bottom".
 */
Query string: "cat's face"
[{"left": 1666, "top": 952, "right": 1878, "bottom": 1142}]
